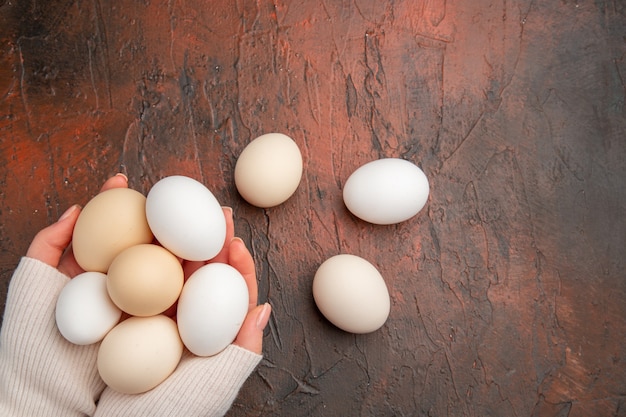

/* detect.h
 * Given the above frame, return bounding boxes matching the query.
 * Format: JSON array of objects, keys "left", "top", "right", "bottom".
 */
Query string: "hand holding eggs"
[{"left": 55, "top": 175, "right": 250, "bottom": 394}]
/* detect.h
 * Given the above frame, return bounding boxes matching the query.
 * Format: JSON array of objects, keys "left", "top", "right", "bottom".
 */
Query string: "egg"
[
  {"left": 234, "top": 133, "right": 303, "bottom": 208},
  {"left": 176, "top": 263, "right": 249, "bottom": 356},
  {"left": 342, "top": 158, "right": 429, "bottom": 225},
  {"left": 55, "top": 272, "right": 122, "bottom": 345},
  {"left": 312, "top": 254, "right": 390, "bottom": 334},
  {"left": 97, "top": 315, "right": 183, "bottom": 394},
  {"left": 146, "top": 176, "right": 226, "bottom": 261},
  {"left": 72, "top": 188, "right": 154, "bottom": 272},
  {"left": 106, "top": 244, "right": 184, "bottom": 316}
]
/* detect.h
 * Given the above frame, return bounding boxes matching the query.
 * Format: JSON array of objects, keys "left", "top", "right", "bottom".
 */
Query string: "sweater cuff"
[
  {"left": 95, "top": 344, "right": 262, "bottom": 417},
  {"left": 0, "top": 257, "right": 104, "bottom": 417}
]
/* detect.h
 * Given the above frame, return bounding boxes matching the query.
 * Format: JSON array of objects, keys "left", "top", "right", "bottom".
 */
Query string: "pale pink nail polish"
[
  {"left": 115, "top": 172, "right": 128, "bottom": 182},
  {"left": 256, "top": 303, "right": 271, "bottom": 330},
  {"left": 58, "top": 204, "right": 80, "bottom": 222}
]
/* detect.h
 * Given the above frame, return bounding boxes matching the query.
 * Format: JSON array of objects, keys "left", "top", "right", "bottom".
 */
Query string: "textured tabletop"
[{"left": 1, "top": 1, "right": 625, "bottom": 416}]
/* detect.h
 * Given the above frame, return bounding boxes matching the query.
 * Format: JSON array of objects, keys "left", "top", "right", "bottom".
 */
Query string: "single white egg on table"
[
  {"left": 343, "top": 158, "right": 429, "bottom": 225},
  {"left": 146, "top": 175, "right": 226, "bottom": 261},
  {"left": 177, "top": 263, "right": 249, "bottom": 356},
  {"left": 55, "top": 271, "right": 122, "bottom": 345},
  {"left": 313, "top": 254, "right": 390, "bottom": 334},
  {"left": 234, "top": 132, "right": 303, "bottom": 208}
]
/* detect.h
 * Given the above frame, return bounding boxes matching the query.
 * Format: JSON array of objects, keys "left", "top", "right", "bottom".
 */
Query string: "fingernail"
[
  {"left": 115, "top": 172, "right": 128, "bottom": 182},
  {"left": 58, "top": 204, "right": 80, "bottom": 222},
  {"left": 256, "top": 303, "right": 271, "bottom": 330},
  {"left": 231, "top": 236, "right": 244, "bottom": 245},
  {"left": 223, "top": 206, "right": 233, "bottom": 218}
]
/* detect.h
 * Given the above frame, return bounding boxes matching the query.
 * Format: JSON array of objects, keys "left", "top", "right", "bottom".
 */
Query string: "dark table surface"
[{"left": 1, "top": 1, "right": 625, "bottom": 416}]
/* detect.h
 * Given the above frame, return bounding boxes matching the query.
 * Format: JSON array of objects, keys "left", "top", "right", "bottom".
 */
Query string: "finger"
[
  {"left": 228, "top": 237, "right": 257, "bottom": 310},
  {"left": 99, "top": 173, "right": 129, "bottom": 192},
  {"left": 207, "top": 207, "right": 235, "bottom": 264},
  {"left": 57, "top": 245, "right": 84, "bottom": 278},
  {"left": 26, "top": 204, "right": 81, "bottom": 269},
  {"left": 182, "top": 207, "right": 234, "bottom": 278},
  {"left": 233, "top": 303, "right": 271, "bottom": 354}
]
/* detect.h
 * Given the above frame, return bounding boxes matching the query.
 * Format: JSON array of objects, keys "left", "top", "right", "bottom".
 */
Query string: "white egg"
[
  {"left": 177, "top": 263, "right": 249, "bottom": 356},
  {"left": 343, "top": 158, "right": 429, "bottom": 225},
  {"left": 146, "top": 176, "right": 226, "bottom": 261},
  {"left": 55, "top": 272, "right": 122, "bottom": 345},
  {"left": 313, "top": 254, "right": 390, "bottom": 334}
]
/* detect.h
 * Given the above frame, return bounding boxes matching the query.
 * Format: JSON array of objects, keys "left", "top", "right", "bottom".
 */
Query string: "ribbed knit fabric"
[
  {"left": 0, "top": 257, "right": 263, "bottom": 417},
  {"left": 0, "top": 257, "right": 105, "bottom": 417}
]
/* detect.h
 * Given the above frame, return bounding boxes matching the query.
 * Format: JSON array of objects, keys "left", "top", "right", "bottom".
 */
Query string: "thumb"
[
  {"left": 233, "top": 303, "right": 271, "bottom": 355},
  {"left": 26, "top": 205, "right": 81, "bottom": 269}
]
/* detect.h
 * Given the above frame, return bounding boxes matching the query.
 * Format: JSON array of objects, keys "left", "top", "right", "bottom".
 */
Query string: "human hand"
[
  {"left": 26, "top": 173, "right": 130, "bottom": 277},
  {"left": 93, "top": 183, "right": 271, "bottom": 417},
  {"left": 0, "top": 174, "right": 129, "bottom": 417},
  {"left": 177, "top": 206, "right": 271, "bottom": 355},
  {"left": 27, "top": 171, "right": 270, "bottom": 354},
  {"left": 6, "top": 173, "right": 270, "bottom": 417}
]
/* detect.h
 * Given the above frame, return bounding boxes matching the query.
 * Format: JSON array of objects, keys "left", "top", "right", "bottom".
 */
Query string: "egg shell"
[
  {"left": 146, "top": 176, "right": 226, "bottom": 261},
  {"left": 97, "top": 315, "right": 183, "bottom": 394},
  {"left": 342, "top": 158, "right": 429, "bottom": 225},
  {"left": 177, "top": 263, "right": 249, "bottom": 357},
  {"left": 55, "top": 272, "right": 122, "bottom": 345},
  {"left": 106, "top": 244, "right": 184, "bottom": 317},
  {"left": 234, "top": 133, "right": 303, "bottom": 208},
  {"left": 312, "top": 254, "right": 390, "bottom": 334},
  {"left": 72, "top": 188, "right": 154, "bottom": 272}
]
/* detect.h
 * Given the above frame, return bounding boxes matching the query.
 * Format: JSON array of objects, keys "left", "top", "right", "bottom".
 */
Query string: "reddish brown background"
[{"left": 1, "top": 1, "right": 625, "bottom": 416}]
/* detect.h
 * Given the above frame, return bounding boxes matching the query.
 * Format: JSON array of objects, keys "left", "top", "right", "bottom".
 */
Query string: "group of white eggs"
[{"left": 54, "top": 132, "right": 430, "bottom": 394}]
